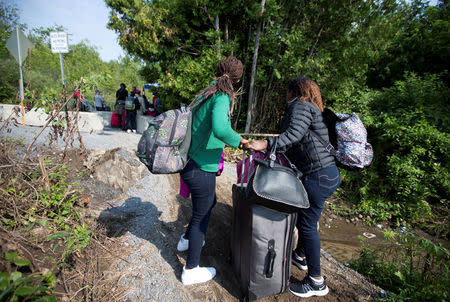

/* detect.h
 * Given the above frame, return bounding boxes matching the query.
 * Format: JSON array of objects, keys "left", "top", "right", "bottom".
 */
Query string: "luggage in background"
[
  {"left": 115, "top": 99, "right": 125, "bottom": 114},
  {"left": 111, "top": 112, "right": 120, "bottom": 128},
  {"left": 231, "top": 151, "right": 297, "bottom": 301}
]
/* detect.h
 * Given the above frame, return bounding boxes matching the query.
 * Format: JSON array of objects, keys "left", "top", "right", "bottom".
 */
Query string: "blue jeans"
[
  {"left": 295, "top": 165, "right": 340, "bottom": 277},
  {"left": 180, "top": 160, "right": 217, "bottom": 268}
]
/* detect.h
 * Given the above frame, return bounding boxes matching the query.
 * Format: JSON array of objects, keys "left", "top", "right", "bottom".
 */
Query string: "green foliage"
[
  {"left": 0, "top": 253, "right": 56, "bottom": 301},
  {"left": 46, "top": 223, "right": 92, "bottom": 261},
  {"left": 30, "top": 163, "right": 81, "bottom": 228},
  {"left": 339, "top": 74, "right": 449, "bottom": 225},
  {"left": 350, "top": 231, "right": 450, "bottom": 301},
  {"left": 106, "top": 0, "right": 394, "bottom": 118},
  {"left": 0, "top": 2, "right": 24, "bottom": 101},
  {"left": 367, "top": 0, "right": 450, "bottom": 88}
]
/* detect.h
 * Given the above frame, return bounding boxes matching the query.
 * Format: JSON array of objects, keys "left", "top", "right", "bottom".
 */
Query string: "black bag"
[{"left": 248, "top": 139, "right": 309, "bottom": 213}]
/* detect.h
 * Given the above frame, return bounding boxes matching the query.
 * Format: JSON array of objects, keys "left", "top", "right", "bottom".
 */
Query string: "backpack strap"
[
  {"left": 309, "top": 129, "right": 337, "bottom": 157},
  {"left": 188, "top": 94, "right": 206, "bottom": 110}
]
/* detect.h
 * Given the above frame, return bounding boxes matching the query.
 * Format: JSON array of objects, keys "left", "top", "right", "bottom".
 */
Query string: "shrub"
[
  {"left": 338, "top": 73, "right": 449, "bottom": 225},
  {"left": 350, "top": 230, "right": 450, "bottom": 301},
  {"left": 0, "top": 252, "right": 56, "bottom": 301}
]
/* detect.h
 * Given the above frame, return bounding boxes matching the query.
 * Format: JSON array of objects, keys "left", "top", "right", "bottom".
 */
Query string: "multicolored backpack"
[
  {"left": 136, "top": 97, "right": 204, "bottom": 174},
  {"left": 310, "top": 109, "right": 373, "bottom": 170}
]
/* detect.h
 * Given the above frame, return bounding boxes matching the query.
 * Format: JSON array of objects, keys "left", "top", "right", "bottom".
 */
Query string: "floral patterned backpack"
[
  {"left": 136, "top": 96, "right": 204, "bottom": 174},
  {"left": 310, "top": 108, "right": 374, "bottom": 170}
]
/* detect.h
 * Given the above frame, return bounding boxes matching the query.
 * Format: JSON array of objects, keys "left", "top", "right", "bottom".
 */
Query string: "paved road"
[{"left": 0, "top": 124, "right": 141, "bottom": 152}]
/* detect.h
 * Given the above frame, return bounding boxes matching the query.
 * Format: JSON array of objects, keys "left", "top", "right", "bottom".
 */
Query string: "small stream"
[{"left": 319, "top": 213, "right": 386, "bottom": 263}]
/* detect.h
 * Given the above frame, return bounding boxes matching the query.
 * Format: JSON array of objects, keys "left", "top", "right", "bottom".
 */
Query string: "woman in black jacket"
[{"left": 244, "top": 77, "right": 340, "bottom": 298}]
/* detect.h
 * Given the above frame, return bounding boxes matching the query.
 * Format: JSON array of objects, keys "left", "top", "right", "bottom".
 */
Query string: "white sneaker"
[
  {"left": 132, "top": 129, "right": 136, "bottom": 133},
  {"left": 127, "top": 129, "right": 131, "bottom": 133},
  {"left": 181, "top": 266, "right": 216, "bottom": 285},
  {"left": 177, "top": 234, "right": 205, "bottom": 252}
]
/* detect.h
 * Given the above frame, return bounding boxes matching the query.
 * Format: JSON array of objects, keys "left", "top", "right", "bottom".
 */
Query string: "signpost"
[
  {"left": 6, "top": 27, "right": 34, "bottom": 125},
  {"left": 49, "top": 32, "right": 69, "bottom": 114}
]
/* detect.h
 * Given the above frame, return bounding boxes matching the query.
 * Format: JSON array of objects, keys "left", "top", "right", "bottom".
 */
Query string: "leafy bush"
[
  {"left": 46, "top": 223, "right": 92, "bottom": 261},
  {"left": 338, "top": 73, "right": 450, "bottom": 225},
  {"left": 0, "top": 252, "right": 56, "bottom": 302},
  {"left": 350, "top": 230, "right": 450, "bottom": 301}
]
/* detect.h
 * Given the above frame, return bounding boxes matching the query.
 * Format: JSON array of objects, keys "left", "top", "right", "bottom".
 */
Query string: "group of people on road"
[
  {"left": 72, "top": 89, "right": 106, "bottom": 112},
  {"left": 178, "top": 56, "right": 340, "bottom": 298},
  {"left": 114, "top": 83, "right": 157, "bottom": 133}
]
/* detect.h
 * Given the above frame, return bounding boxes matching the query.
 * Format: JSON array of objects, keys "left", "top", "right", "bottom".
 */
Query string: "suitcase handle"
[
  {"left": 265, "top": 239, "right": 276, "bottom": 278},
  {"left": 240, "top": 150, "right": 254, "bottom": 192}
]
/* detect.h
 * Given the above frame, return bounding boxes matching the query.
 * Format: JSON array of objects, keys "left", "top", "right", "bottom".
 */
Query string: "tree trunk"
[
  {"left": 215, "top": 15, "right": 221, "bottom": 57},
  {"left": 309, "top": 25, "right": 324, "bottom": 58},
  {"left": 224, "top": 22, "right": 229, "bottom": 44},
  {"left": 245, "top": 0, "right": 266, "bottom": 133},
  {"left": 234, "top": 66, "right": 245, "bottom": 129}
]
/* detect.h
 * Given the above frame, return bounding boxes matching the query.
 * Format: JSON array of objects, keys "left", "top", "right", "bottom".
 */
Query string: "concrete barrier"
[
  {"left": 77, "top": 111, "right": 113, "bottom": 132},
  {"left": 0, "top": 104, "right": 114, "bottom": 132},
  {"left": 0, "top": 104, "right": 48, "bottom": 126}
]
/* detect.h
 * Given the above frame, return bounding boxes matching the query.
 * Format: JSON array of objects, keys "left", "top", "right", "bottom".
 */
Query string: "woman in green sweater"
[{"left": 178, "top": 56, "right": 248, "bottom": 285}]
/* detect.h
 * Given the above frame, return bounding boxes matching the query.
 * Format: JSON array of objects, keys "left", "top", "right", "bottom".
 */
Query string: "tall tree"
[{"left": 245, "top": 0, "right": 266, "bottom": 133}]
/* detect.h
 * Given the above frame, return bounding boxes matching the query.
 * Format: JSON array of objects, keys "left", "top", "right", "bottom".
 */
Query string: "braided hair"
[
  {"left": 288, "top": 77, "right": 324, "bottom": 112},
  {"left": 196, "top": 56, "right": 243, "bottom": 101}
]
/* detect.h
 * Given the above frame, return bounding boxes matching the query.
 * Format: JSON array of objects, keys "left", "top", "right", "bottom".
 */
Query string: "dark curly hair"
[
  {"left": 288, "top": 77, "right": 324, "bottom": 112},
  {"left": 195, "top": 56, "right": 243, "bottom": 101}
]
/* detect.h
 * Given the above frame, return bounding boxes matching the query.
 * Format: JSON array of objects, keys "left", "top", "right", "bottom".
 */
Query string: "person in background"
[
  {"left": 125, "top": 91, "right": 141, "bottom": 133},
  {"left": 178, "top": 56, "right": 248, "bottom": 286},
  {"left": 244, "top": 77, "right": 340, "bottom": 298},
  {"left": 115, "top": 83, "right": 128, "bottom": 126},
  {"left": 143, "top": 94, "right": 156, "bottom": 116},
  {"left": 94, "top": 90, "right": 104, "bottom": 111},
  {"left": 74, "top": 90, "right": 89, "bottom": 111},
  {"left": 151, "top": 87, "right": 162, "bottom": 115},
  {"left": 135, "top": 89, "right": 146, "bottom": 115},
  {"left": 74, "top": 90, "right": 81, "bottom": 111}
]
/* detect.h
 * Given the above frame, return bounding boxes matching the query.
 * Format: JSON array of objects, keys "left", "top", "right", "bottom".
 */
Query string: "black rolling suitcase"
[{"left": 231, "top": 151, "right": 303, "bottom": 301}]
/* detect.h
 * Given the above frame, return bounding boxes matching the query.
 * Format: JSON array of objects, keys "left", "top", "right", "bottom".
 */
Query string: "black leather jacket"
[{"left": 267, "top": 100, "right": 335, "bottom": 175}]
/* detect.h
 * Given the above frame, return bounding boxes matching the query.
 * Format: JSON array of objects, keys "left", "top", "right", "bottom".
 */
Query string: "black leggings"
[
  {"left": 126, "top": 111, "right": 137, "bottom": 130},
  {"left": 180, "top": 160, "right": 217, "bottom": 268}
]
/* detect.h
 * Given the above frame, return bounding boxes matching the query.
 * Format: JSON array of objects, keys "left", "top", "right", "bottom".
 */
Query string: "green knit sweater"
[{"left": 188, "top": 92, "right": 241, "bottom": 172}]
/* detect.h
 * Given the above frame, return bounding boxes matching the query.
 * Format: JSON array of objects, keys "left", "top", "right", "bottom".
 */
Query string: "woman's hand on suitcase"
[{"left": 239, "top": 137, "right": 249, "bottom": 149}]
